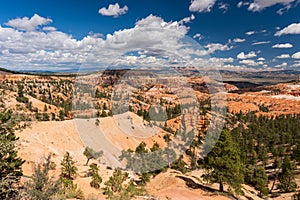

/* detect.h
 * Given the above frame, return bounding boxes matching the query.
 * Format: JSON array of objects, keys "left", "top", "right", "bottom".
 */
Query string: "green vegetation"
[
  {"left": 0, "top": 110, "right": 25, "bottom": 199},
  {"left": 103, "top": 168, "right": 144, "bottom": 200},
  {"left": 23, "top": 155, "right": 62, "bottom": 200},
  {"left": 1, "top": 73, "right": 300, "bottom": 199},
  {"left": 88, "top": 163, "right": 102, "bottom": 189},
  {"left": 60, "top": 152, "right": 78, "bottom": 180},
  {"left": 245, "top": 165, "right": 269, "bottom": 196},
  {"left": 201, "top": 129, "right": 244, "bottom": 194},
  {"left": 278, "top": 156, "right": 297, "bottom": 192},
  {"left": 59, "top": 152, "right": 84, "bottom": 199},
  {"left": 83, "top": 147, "right": 103, "bottom": 166}
]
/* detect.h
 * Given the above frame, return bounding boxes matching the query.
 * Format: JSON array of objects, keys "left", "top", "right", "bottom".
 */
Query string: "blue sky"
[{"left": 0, "top": 0, "right": 300, "bottom": 71}]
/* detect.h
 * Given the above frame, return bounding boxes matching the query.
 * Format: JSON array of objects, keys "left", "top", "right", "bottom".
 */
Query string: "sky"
[{"left": 0, "top": 0, "right": 300, "bottom": 71}]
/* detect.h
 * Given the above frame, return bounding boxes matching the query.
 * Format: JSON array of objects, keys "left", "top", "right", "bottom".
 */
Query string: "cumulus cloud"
[
  {"left": 276, "top": 54, "right": 290, "bottom": 59},
  {"left": 42, "top": 26, "right": 56, "bottom": 32},
  {"left": 0, "top": 14, "right": 224, "bottom": 70},
  {"left": 257, "top": 57, "right": 265, "bottom": 61},
  {"left": 292, "top": 52, "right": 300, "bottom": 59},
  {"left": 275, "top": 23, "right": 300, "bottom": 36},
  {"left": 237, "top": 51, "right": 257, "bottom": 59},
  {"left": 189, "top": 0, "right": 216, "bottom": 13},
  {"left": 98, "top": 3, "right": 128, "bottom": 17},
  {"left": 272, "top": 43, "right": 293, "bottom": 48},
  {"left": 209, "top": 57, "right": 234, "bottom": 63},
  {"left": 275, "top": 62, "right": 288, "bottom": 68},
  {"left": 179, "top": 14, "right": 195, "bottom": 24},
  {"left": 292, "top": 61, "right": 300, "bottom": 67},
  {"left": 247, "top": 0, "right": 295, "bottom": 12},
  {"left": 1, "top": 13, "right": 279, "bottom": 71},
  {"left": 239, "top": 59, "right": 263, "bottom": 66},
  {"left": 205, "top": 43, "right": 232, "bottom": 54},
  {"left": 5, "top": 14, "right": 52, "bottom": 31},
  {"left": 233, "top": 38, "right": 246, "bottom": 43}
]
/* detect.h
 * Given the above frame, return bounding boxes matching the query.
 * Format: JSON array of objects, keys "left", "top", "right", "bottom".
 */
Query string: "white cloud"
[
  {"left": 5, "top": 14, "right": 52, "bottom": 31},
  {"left": 209, "top": 57, "right": 234, "bottom": 63},
  {"left": 237, "top": 1, "right": 251, "bottom": 7},
  {"left": 237, "top": 1, "right": 244, "bottom": 7},
  {"left": 205, "top": 43, "right": 232, "bottom": 54},
  {"left": 237, "top": 51, "right": 257, "bottom": 59},
  {"left": 292, "top": 61, "right": 300, "bottom": 67},
  {"left": 0, "top": 14, "right": 220, "bottom": 70},
  {"left": 233, "top": 38, "right": 246, "bottom": 43},
  {"left": 275, "top": 62, "right": 288, "bottom": 68},
  {"left": 239, "top": 59, "right": 262, "bottom": 66},
  {"left": 247, "top": 0, "right": 295, "bottom": 12},
  {"left": 277, "top": 4, "right": 293, "bottom": 14},
  {"left": 272, "top": 43, "right": 293, "bottom": 48},
  {"left": 275, "top": 23, "right": 300, "bottom": 36},
  {"left": 276, "top": 54, "right": 290, "bottom": 59},
  {"left": 98, "top": 3, "right": 128, "bottom": 17},
  {"left": 218, "top": 3, "right": 229, "bottom": 12},
  {"left": 189, "top": 0, "right": 216, "bottom": 13},
  {"left": 180, "top": 14, "right": 195, "bottom": 24},
  {"left": 43, "top": 26, "right": 56, "bottom": 32},
  {"left": 193, "top": 33, "right": 202, "bottom": 40},
  {"left": 257, "top": 57, "right": 265, "bottom": 61},
  {"left": 245, "top": 31, "right": 255, "bottom": 35},
  {"left": 251, "top": 41, "right": 270, "bottom": 45},
  {"left": 292, "top": 52, "right": 300, "bottom": 59}
]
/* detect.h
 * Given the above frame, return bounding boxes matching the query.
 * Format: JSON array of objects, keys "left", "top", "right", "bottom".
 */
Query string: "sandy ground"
[
  {"left": 146, "top": 170, "right": 231, "bottom": 200},
  {"left": 16, "top": 113, "right": 168, "bottom": 199}
]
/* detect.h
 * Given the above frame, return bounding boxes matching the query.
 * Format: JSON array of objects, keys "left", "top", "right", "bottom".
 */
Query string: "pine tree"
[
  {"left": 278, "top": 156, "right": 297, "bottom": 192},
  {"left": 103, "top": 167, "right": 145, "bottom": 200},
  {"left": 292, "top": 144, "right": 300, "bottom": 163},
  {"left": 103, "top": 168, "right": 128, "bottom": 198},
  {"left": 60, "top": 152, "right": 78, "bottom": 180},
  {"left": 24, "top": 155, "right": 62, "bottom": 200},
  {"left": 0, "top": 109, "right": 25, "bottom": 199},
  {"left": 202, "top": 129, "right": 244, "bottom": 194},
  {"left": 88, "top": 164, "right": 102, "bottom": 189},
  {"left": 253, "top": 166, "right": 269, "bottom": 197}
]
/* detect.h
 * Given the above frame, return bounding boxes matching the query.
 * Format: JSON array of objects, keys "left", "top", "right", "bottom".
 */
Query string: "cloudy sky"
[{"left": 0, "top": 0, "right": 300, "bottom": 71}]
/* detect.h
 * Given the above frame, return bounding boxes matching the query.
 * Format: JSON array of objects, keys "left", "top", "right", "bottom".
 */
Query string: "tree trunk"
[
  {"left": 86, "top": 158, "right": 90, "bottom": 166},
  {"left": 270, "top": 169, "right": 279, "bottom": 193},
  {"left": 220, "top": 182, "right": 224, "bottom": 192}
]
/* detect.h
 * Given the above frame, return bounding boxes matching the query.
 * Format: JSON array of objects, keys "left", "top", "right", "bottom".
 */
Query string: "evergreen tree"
[
  {"left": 60, "top": 152, "right": 77, "bottom": 180},
  {"left": 88, "top": 164, "right": 102, "bottom": 189},
  {"left": 202, "top": 129, "right": 244, "bottom": 194},
  {"left": 292, "top": 144, "right": 300, "bottom": 163},
  {"left": 171, "top": 155, "right": 188, "bottom": 174},
  {"left": 103, "top": 168, "right": 128, "bottom": 198},
  {"left": 278, "top": 156, "right": 297, "bottom": 192},
  {"left": 0, "top": 109, "right": 25, "bottom": 199},
  {"left": 245, "top": 164, "right": 268, "bottom": 196},
  {"left": 24, "top": 155, "right": 62, "bottom": 200}
]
